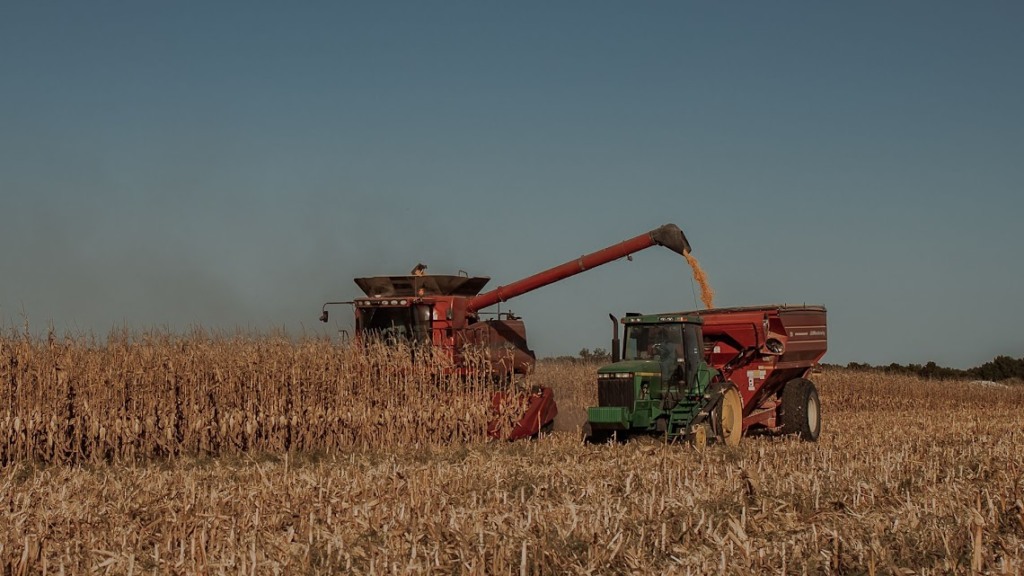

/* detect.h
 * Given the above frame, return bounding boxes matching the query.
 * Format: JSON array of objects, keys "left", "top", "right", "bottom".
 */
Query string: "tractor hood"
[{"left": 598, "top": 360, "right": 662, "bottom": 376}]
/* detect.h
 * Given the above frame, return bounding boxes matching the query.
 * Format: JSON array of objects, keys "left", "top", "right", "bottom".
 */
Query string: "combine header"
[{"left": 321, "top": 224, "right": 692, "bottom": 440}]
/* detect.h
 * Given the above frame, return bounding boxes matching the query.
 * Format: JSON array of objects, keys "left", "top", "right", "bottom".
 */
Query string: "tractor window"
[
  {"left": 624, "top": 324, "right": 684, "bottom": 361},
  {"left": 625, "top": 324, "right": 686, "bottom": 385}
]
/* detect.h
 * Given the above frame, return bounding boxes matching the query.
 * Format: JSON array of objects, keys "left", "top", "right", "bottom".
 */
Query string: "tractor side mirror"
[{"left": 319, "top": 310, "right": 329, "bottom": 323}]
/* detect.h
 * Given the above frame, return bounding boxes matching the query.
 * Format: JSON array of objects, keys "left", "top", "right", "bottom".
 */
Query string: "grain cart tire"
[
  {"left": 712, "top": 384, "right": 743, "bottom": 447},
  {"left": 781, "top": 378, "right": 821, "bottom": 441}
]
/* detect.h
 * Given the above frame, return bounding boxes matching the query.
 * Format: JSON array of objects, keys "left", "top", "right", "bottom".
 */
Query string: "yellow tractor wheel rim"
[
  {"left": 692, "top": 425, "right": 708, "bottom": 449},
  {"left": 720, "top": 387, "right": 743, "bottom": 447}
]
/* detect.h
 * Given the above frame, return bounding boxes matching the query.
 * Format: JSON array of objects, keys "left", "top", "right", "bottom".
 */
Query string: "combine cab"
[
  {"left": 345, "top": 274, "right": 538, "bottom": 377},
  {"left": 585, "top": 305, "right": 827, "bottom": 445},
  {"left": 321, "top": 224, "right": 693, "bottom": 440}
]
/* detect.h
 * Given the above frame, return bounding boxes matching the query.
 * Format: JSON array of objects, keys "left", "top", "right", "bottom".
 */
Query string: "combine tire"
[
  {"left": 712, "top": 384, "right": 743, "bottom": 447},
  {"left": 537, "top": 420, "right": 555, "bottom": 437},
  {"left": 781, "top": 378, "right": 821, "bottom": 441}
]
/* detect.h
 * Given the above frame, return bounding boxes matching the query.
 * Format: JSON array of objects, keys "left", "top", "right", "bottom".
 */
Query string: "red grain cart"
[{"left": 698, "top": 304, "right": 828, "bottom": 437}]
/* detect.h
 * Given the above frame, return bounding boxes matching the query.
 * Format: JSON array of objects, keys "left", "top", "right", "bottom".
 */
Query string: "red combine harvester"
[{"left": 320, "top": 224, "right": 692, "bottom": 440}]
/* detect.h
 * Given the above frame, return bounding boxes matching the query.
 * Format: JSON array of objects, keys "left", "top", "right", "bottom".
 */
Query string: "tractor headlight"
[{"left": 599, "top": 372, "right": 634, "bottom": 379}]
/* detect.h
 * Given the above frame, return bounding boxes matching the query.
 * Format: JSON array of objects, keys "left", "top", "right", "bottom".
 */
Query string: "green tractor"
[{"left": 584, "top": 312, "right": 743, "bottom": 447}]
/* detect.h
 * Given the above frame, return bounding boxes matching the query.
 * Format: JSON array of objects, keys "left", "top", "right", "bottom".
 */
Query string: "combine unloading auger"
[{"left": 466, "top": 224, "right": 690, "bottom": 313}]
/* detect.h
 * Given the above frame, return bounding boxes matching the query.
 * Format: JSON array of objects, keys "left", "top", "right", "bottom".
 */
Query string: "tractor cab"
[{"left": 620, "top": 317, "right": 705, "bottom": 386}]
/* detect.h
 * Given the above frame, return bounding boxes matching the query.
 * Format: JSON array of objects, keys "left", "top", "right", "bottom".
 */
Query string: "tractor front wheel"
[
  {"left": 690, "top": 424, "right": 709, "bottom": 450},
  {"left": 781, "top": 378, "right": 821, "bottom": 441},
  {"left": 582, "top": 423, "right": 609, "bottom": 444}
]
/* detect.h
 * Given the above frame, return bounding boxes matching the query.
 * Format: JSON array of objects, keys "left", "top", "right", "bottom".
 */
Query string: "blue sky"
[{"left": 1, "top": 2, "right": 1021, "bottom": 368}]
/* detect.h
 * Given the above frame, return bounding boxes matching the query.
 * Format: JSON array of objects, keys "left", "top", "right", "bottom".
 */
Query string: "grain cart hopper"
[
  {"left": 585, "top": 305, "right": 827, "bottom": 446},
  {"left": 320, "top": 224, "right": 693, "bottom": 440}
]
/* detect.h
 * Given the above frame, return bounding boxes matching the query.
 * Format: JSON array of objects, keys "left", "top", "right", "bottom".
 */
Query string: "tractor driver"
[{"left": 650, "top": 327, "right": 685, "bottom": 385}]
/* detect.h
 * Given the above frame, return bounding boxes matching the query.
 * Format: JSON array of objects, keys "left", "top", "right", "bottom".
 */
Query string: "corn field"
[
  {"left": 0, "top": 329, "right": 521, "bottom": 464},
  {"left": 2, "top": 331, "right": 1024, "bottom": 574}
]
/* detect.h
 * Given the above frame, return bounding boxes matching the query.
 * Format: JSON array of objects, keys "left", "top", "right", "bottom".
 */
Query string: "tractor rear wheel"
[
  {"left": 713, "top": 384, "right": 743, "bottom": 446},
  {"left": 781, "top": 378, "right": 821, "bottom": 441}
]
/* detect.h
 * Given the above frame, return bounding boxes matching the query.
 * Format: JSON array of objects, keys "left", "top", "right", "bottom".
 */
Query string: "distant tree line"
[
  {"left": 544, "top": 349, "right": 1024, "bottom": 382},
  {"left": 825, "top": 355, "right": 1024, "bottom": 382},
  {"left": 542, "top": 348, "right": 613, "bottom": 364}
]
